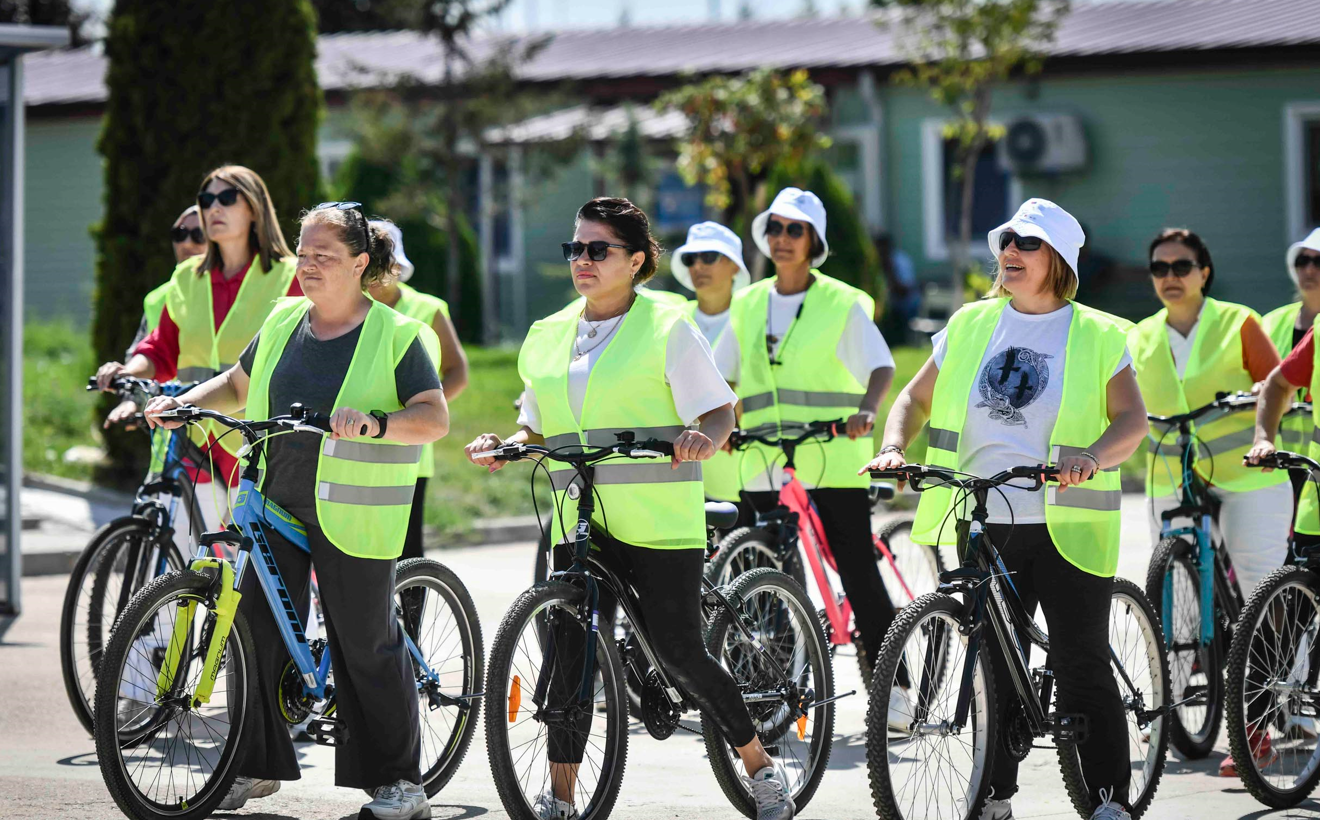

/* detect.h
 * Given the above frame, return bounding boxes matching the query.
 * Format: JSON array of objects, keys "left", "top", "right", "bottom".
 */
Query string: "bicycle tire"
[
  {"left": 701, "top": 568, "right": 835, "bottom": 817},
  {"left": 485, "top": 580, "right": 629, "bottom": 820},
  {"left": 1057, "top": 578, "right": 1170, "bottom": 819},
  {"left": 867, "top": 591, "right": 996, "bottom": 820},
  {"left": 1224, "top": 564, "right": 1320, "bottom": 808},
  {"left": 705, "top": 527, "right": 808, "bottom": 592},
  {"left": 1144, "top": 535, "right": 1222, "bottom": 759},
  {"left": 94, "top": 570, "right": 253, "bottom": 820},
  {"left": 394, "top": 558, "right": 483, "bottom": 797},
  {"left": 871, "top": 517, "right": 944, "bottom": 687}
]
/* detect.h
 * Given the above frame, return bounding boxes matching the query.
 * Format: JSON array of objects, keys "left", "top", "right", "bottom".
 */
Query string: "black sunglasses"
[
  {"left": 1295, "top": 253, "right": 1320, "bottom": 271},
  {"left": 997, "top": 232, "right": 1044, "bottom": 253},
  {"left": 197, "top": 187, "right": 241, "bottom": 210},
  {"left": 681, "top": 251, "right": 724, "bottom": 267},
  {"left": 171, "top": 226, "right": 204, "bottom": 244},
  {"left": 1149, "top": 259, "right": 1198, "bottom": 278},
  {"left": 314, "top": 201, "right": 370, "bottom": 251},
  {"left": 765, "top": 220, "right": 806, "bottom": 239},
  {"left": 562, "top": 241, "right": 628, "bottom": 262}
]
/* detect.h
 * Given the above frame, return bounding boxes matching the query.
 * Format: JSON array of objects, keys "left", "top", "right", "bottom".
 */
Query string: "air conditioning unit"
[{"left": 997, "top": 113, "right": 1087, "bottom": 175}]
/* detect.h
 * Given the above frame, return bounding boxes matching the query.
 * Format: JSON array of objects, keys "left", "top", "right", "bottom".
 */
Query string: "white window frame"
[
  {"left": 832, "top": 123, "right": 883, "bottom": 231},
  {"left": 316, "top": 138, "right": 353, "bottom": 186},
  {"left": 1284, "top": 101, "right": 1320, "bottom": 243},
  {"left": 921, "top": 117, "right": 1022, "bottom": 262}
]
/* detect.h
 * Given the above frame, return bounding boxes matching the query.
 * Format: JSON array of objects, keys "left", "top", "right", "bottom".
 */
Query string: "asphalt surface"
[{"left": 3, "top": 495, "right": 1320, "bottom": 819}]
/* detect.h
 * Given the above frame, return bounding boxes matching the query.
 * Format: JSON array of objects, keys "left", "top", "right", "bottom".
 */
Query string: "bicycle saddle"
[{"left": 704, "top": 502, "right": 740, "bottom": 530}]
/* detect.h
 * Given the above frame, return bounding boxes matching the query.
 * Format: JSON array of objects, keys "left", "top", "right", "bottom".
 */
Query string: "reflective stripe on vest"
[
  {"left": 317, "top": 482, "right": 415, "bottom": 505},
  {"left": 323, "top": 438, "right": 423, "bottom": 464},
  {"left": 177, "top": 365, "right": 232, "bottom": 383},
  {"left": 928, "top": 426, "right": 959, "bottom": 453},
  {"left": 544, "top": 425, "right": 688, "bottom": 451},
  {"left": 548, "top": 461, "right": 702, "bottom": 491}
]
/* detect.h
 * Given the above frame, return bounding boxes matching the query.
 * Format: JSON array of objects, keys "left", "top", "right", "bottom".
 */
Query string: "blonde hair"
[
  {"left": 196, "top": 165, "right": 293, "bottom": 274},
  {"left": 986, "top": 243, "right": 1077, "bottom": 300}
]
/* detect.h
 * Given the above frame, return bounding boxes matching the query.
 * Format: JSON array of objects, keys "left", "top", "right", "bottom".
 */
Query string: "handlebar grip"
[
  {"left": 637, "top": 439, "right": 675, "bottom": 457},
  {"left": 870, "top": 468, "right": 917, "bottom": 480},
  {"left": 299, "top": 412, "right": 333, "bottom": 433}
]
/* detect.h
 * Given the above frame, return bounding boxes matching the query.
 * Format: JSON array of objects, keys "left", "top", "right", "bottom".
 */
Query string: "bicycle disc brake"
[{"left": 640, "top": 670, "right": 682, "bottom": 740}]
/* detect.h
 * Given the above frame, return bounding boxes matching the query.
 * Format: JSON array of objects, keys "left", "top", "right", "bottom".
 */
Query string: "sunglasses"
[
  {"left": 1149, "top": 259, "right": 1198, "bottom": 278},
  {"left": 197, "top": 187, "right": 240, "bottom": 209},
  {"left": 1295, "top": 253, "right": 1320, "bottom": 271},
  {"left": 562, "top": 241, "right": 628, "bottom": 262},
  {"left": 997, "top": 232, "right": 1044, "bottom": 253},
  {"left": 765, "top": 220, "right": 806, "bottom": 239},
  {"left": 171, "top": 226, "right": 204, "bottom": 244},
  {"left": 314, "top": 201, "right": 370, "bottom": 250},
  {"left": 681, "top": 251, "right": 724, "bottom": 267}
]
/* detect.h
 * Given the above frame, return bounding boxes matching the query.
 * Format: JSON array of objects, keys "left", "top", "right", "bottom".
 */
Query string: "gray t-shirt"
[{"left": 238, "top": 313, "right": 441, "bottom": 525}]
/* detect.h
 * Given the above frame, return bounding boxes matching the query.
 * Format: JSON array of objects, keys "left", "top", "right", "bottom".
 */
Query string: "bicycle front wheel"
[
  {"left": 1225, "top": 565, "right": 1320, "bottom": 808},
  {"left": 867, "top": 591, "right": 996, "bottom": 820}
]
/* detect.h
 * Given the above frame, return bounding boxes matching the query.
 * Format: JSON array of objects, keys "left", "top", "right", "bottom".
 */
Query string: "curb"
[
  {"left": 24, "top": 472, "right": 135, "bottom": 508},
  {"left": 432, "top": 516, "right": 544, "bottom": 548}
]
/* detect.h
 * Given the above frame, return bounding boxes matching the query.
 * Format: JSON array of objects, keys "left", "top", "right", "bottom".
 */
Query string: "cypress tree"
[{"left": 91, "top": 0, "right": 321, "bottom": 476}]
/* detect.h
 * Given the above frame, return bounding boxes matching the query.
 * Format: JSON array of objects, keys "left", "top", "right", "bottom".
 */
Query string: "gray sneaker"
[
  {"left": 743, "top": 761, "right": 795, "bottom": 820},
  {"left": 1089, "top": 787, "right": 1131, "bottom": 820},
  {"left": 532, "top": 790, "right": 579, "bottom": 820},
  {"left": 978, "top": 795, "right": 1013, "bottom": 819},
  {"left": 362, "top": 780, "right": 431, "bottom": 819},
  {"left": 217, "top": 777, "right": 280, "bottom": 811}
]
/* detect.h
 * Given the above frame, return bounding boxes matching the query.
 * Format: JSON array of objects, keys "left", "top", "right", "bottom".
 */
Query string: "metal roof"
[
  {"left": 24, "top": 0, "right": 1320, "bottom": 108},
  {"left": 486, "top": 103, "right": 690, "bottom": 144}
]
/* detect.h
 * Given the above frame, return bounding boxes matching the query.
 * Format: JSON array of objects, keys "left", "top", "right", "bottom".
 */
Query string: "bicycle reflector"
[
  {"left": 508, "top": 675, "right": 521, "bottom": 723},
  {"left": 797, "top": 715, "right": 807, "bottom": 740}
]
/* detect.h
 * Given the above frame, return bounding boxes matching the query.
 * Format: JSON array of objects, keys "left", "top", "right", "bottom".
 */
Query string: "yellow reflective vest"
[
  {"left": 684, "top": 301, "right": 741, "bottom": 502},
  {"left": 387, "top": 283, "right": 448, "bottom": 479},
  {"left": 1263, "top": 301, "right": 1312, "bottom": 453}
]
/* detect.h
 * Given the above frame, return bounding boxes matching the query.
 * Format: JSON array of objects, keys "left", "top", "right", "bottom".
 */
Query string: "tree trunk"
[
  {"left": 951, "top": 85, "right": 993, "bottom": 309},
  {"left": 442, "top": 49, "right": 463, "bottom": 321}
]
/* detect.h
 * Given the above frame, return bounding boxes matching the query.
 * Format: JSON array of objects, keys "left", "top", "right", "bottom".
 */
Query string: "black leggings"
[
  {"left": 401, "top": 477, "right": 428, "bottom": 561},
  {"left": 546, "top": 536, "right": 757, "bottom": 763}
]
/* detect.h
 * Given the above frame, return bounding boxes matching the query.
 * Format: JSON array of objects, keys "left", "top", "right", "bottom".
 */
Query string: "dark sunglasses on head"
[
  {"left": 171, "top": 226, "right": 204, "bottom": 244},
  {"left": 765, "top": 220, "right": 806, "bottom": 239},
  {"left": 1295, "top": 253, "right": 1320, "bottom": 271},
  {"left": 314, "top": 201, "right": 370, "bottom": 250},
  {"left": 562, "top": 240, "right": 628, "bottom": 262},
  {"left": 197, "top": 187, "right": 240, "bottom": 209},
  {"left": 1149, "top": 259, "right": 1198, "bottom": 278},
  {"left": 997, "top": 232, "right": 1043, "bottom": 253},
  {"left": 681, "top": 251, "right": 724, "bottom": 267}
]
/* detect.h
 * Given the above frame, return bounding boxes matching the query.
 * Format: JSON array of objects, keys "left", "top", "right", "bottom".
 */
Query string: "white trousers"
[{"left": 1148, "top": 482, "right": 1293, "bottom": 601}]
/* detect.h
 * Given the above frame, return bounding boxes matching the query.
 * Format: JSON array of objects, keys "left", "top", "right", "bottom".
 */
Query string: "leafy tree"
[
  {"left": 0, "top": 0, "right": 91, "bottom": 46},
  {"left": 311, "top": 0, "right": 422, "bottom": 31},
  {"left": 91, "top": 0, "right": 321, "bottom": 477},
  {"left": 657, "top": 68, "right": 831, "bottom": 271},
  {"left": 875, "top": 0, "right": 1069, "bottom": 305}
]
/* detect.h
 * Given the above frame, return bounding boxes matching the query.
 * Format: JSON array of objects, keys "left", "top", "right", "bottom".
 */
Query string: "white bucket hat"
[
  {"left": 670, "top": 221, "right": 751, "bottom": 294},
  {"left": 987, "top": 198, "right": 1085, "bottom": 282},
  {"left": 752, "top": 187, "right": 830, "bottom": 268},
  {"left": 370, "top": 219, "right": 415, "bottom": 283},
  {"left": 1286, "top": 228, "right": 1320, "bottom": 285}
]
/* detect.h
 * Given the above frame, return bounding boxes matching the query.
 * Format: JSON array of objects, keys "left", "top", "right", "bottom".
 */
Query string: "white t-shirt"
[
  {"left": 1166, "top": 321, "right": 1199, "bottom": 379},
  {"left": 931, "top": 303, "right": 1133, "bottom": 524},
  {"left": 517, "top": 314, "right": 737, "bottom": 432},
  {"left": 691, "top": 307, "right": 732, "bottom": 348}
]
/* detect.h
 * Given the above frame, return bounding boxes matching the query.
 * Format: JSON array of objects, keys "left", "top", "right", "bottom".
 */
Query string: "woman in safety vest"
[
  {"left": 466, "top": 197, "right": 794, "bottom": 820},
  {"left": 864, "top": 199, "right": 1147, "bottom": 820},
  {"left": 711, "top": 187, "right": 898, "bottom": 710},
  {"left": 368, "top": 220, "right": 469, "bottom": 560},
  {"left": 144, "top": 205, "right": 447, "bottom": 820},
  {"left": 671, "top": 220, "right": 751, "bottom": 503},
  {"left": 96, "top": 166, "right": 306, "bottom": 496},
  {"left": 1261, "top": 228, "right": 1320, "bottom": 472}
]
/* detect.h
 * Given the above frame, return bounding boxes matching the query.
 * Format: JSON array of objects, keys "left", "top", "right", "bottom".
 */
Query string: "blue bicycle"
[{"left": 93, "top": 404, "right": 483, "bottom": 820}]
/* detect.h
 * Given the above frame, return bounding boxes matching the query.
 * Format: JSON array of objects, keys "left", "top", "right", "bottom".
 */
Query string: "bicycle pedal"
[
  {"left": 1051, "top": 713, "right": 1088, "bottom": 745},
  {"left": 307, "top": 716, "right": 347, "bottom": 746}
]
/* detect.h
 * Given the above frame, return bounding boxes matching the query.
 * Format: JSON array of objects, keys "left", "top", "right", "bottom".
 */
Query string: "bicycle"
[
  {"left": 93, "top": 403, "right": 483, "bottom": 820},
  {"left": 865, "top": 463, "right": 1170, "bottom": 820},
  {"left": 713, "top": 420, "right": 943, "bottom": 678},
  {"left": 59, "top": 376, "right": 207, "bottom": 736},
  {"left": 477, "top": 433, "right": 837, "bottom": 820},
  {"left": 1224, "top": 448, "right": 1320, "bottom": 807}
]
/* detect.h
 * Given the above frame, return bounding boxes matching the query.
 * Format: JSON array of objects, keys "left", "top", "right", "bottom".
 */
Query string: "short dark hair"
[
  {"left": 299, "top": 208, "right": 397, "bottom": 291},
  {"left": 574, "top": 197, "right": 663, "bottom": 284},
  {"left": 1150, "top": 227, "right": 1214, "bottom": 295}
]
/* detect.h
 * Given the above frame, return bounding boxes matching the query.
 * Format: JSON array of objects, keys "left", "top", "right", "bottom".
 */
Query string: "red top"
[{"left": 1281, "top": 326, "right": 1315, "bottom": 390}]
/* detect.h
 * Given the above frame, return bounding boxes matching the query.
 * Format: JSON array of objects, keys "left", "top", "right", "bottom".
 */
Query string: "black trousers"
[
  {"left": 546, "top": 538, "right": 757, "bottom": 762},
  {"left": 401, "top": 477, "right": 428, "bottom": 561},
  {"left": 744, "top": 487, "right": 897, "bottom": 662},
  {"left": 975, "top": 523, "right": 1129, "bottom": 809},
  {"left": 233, "top": 523, "right": 422, "bottom": 789}
]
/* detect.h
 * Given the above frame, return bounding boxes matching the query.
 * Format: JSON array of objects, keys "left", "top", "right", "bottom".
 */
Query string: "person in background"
[
  {"left": 367, "top": 220, "right": 469, "bottom": 560},
  {"left": 875, "top": 231, "right": 919, "bottom": 345},
  {"left": 1261, "top": 228, "right": 1320, "bottom": 464}
]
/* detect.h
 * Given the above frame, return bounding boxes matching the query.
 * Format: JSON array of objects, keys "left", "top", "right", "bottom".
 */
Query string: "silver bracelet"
[
  {"left": 1079, "top": 451, "right": 1101, "bottom": 468},
  {"left": 879, "top": 444, "right": 904, "bottom": 457}
]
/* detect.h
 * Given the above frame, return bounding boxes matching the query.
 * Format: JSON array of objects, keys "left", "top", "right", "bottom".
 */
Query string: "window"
[
  {"left": 921, "top": 119, "right": 1020, "bottom": 262},
  {"left": 1285, "top": 103, "right": 1320, "bottom": 242},
  {"left": 1308, "top": 119, "right": 1320, "bottom": 228}
]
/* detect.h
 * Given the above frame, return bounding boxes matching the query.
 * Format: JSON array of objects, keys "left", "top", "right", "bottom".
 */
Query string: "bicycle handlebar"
[
  {"left": 88, "top": 376, "right": 200, "bottom": 400},
  {"left": 1249, "top": 450, "right": 1320, "bottom": 474},
  {"left": 151, "top": 402, "right": 340, "bottom": 440},
  {"left": 473, "top": 436, "right": 676, "bottom": 464},
  {"left": 870, "top": 463, "right": 1061, "bottom": 493},
  {"left": 728, "top": 419, "right": 842, "bottom": 450},
  {"left": 1146, "top": 391, "right": 1256, "bottom": 426}
]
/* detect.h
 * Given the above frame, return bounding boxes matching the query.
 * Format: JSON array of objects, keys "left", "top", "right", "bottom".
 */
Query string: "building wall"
[{"left": 26, "top": 116, "right": 102, "bottom": 323}]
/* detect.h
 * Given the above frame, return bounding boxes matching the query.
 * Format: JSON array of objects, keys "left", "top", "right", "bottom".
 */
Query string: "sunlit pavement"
[{"left": 3, "top": 494, "right": 1318, "bottom": 819}]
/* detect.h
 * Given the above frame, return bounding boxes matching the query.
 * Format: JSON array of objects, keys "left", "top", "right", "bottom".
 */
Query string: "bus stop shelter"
[{"left": 0, "top": 24, "right": 70, "bottom": 616}]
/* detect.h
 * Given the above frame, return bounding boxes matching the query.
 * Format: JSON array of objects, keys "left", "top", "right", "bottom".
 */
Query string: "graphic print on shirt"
[{"left": 975, "top": 346, "right": 1052, "bottom": 427}]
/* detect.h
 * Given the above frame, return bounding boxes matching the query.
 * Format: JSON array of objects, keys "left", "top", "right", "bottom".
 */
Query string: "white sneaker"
[
  {"left": 362, "top": 780, "right": 431, "bottom": 819},
  {"left": 887, "top": 685, "right": 914, "bottom": 733},
  {"left": 1089, "top": 787, "right": 1131, "bottom": 820},
  {"left": 978, "top": 794, "right": 1013, "bottom": 819},
  {"left": 217, "top": 777, "right": 280, "bottom": 811},
  {"left": 743, "top": 761, "right": 795, "bottom": 820},
  {"left": 532, "top": 790, "right": 579, "bottom": 820}
]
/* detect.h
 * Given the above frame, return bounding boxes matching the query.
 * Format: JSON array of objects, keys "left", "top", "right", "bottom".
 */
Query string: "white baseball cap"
[
  {"left": 670, "top": 222, "right": 751, "bottom": 294},
  {"left": 987, "top": 198, "right": 1085, "bottom": 281},
  {"left": 1287, "top": 228, "right": 1320, "bottom": 285},
  {"left": 370, "top": 219, "right": 415, "bottom": 282},
  {"left": 752, "top": 187, "right": 830, "bottom": 268}
]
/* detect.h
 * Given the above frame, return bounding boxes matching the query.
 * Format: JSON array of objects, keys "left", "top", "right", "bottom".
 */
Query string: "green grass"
[{"left": 24, "top": 319, "right": 99, "bottom": 481}]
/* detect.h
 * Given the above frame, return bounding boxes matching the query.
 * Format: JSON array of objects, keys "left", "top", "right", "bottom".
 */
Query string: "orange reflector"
[
  {"left": 508, "top": 675, "right": 521, "bottom": 723},
  {"left": 796, "top": 715, "right": 807, "bottom": 740}
]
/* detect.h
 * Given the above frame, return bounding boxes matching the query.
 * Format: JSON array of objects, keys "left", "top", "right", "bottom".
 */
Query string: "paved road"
[{"left": 3, "top": 495, "right": 1320, "bottom": 819}]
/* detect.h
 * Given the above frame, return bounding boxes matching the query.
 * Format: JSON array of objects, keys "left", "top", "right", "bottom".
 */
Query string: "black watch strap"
[{"left": 370, "top": 409, "right": 388, "bottom": 439}]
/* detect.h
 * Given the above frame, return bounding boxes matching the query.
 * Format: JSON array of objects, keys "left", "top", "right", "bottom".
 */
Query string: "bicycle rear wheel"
[
  {"left": 874, "top": 517, "right": 942, "bottom": 609},
  {"left": 1225, "top": 565, "right": 1320, "bottom": 808},
  {"left": 702, "top": 568, "right": 834, "bottom": 817},
  {"left": 867, "top": 591, "right": 996, "bottom": 820},
  {"left": 94, "top": 570, "right": 252, "bottom": 820},
  {"left": 705, "top": 527, "right": 807, "bottom": 591}
]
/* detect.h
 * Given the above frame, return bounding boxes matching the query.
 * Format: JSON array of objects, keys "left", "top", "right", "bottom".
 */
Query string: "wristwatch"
[{"left": 369, "top": 409, "right": 388, "bottom": 439}]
